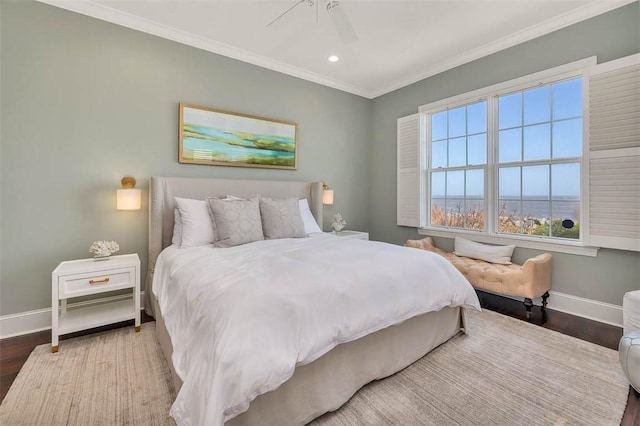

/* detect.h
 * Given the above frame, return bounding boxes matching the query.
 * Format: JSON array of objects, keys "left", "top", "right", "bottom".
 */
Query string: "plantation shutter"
[
  {"left": 397, "top": 114, "right": 421, "bottom": 227},
  {"left": 588, "top": 54, "right": 640, "bottom": 252}
]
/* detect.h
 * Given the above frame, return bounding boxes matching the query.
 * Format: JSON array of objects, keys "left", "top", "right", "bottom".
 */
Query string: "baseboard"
[
  {"left": 546, "top": 291, "right": 622, "bottom": 327},
  {"left": 0, "top": 292, "right": 146, "bottom": 339},
  {"left": 0, "top": 290, "right": 623, "bottom": 338},
  {"left": 0, "top": 307, "right": 52, "bottom": 339},
  {"left": 482, "top": 289, "right": 623, "bottom": 328}
]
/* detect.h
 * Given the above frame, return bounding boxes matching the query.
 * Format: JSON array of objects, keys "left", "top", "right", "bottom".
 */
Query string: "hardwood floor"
[{"left": 1, "top": 295, "right": 637, "bottom": 424}]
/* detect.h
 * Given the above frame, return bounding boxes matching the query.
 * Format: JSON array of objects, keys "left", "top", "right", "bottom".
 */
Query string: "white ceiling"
[{"left": 39, "top": 0, "right": 634, "bottom": 98}]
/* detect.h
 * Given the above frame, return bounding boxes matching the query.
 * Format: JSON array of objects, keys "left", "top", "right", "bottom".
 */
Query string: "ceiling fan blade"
[
  {"left": 267, "top": 0, "right": 306, "bottom": 28},
  {"left": 326, "top": 1, "right": 357, "bottom": 44}
]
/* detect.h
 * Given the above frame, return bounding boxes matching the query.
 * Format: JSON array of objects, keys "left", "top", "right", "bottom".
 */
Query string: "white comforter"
[{"left": 153, "top": 234, "right": 480, "bottom": 426}]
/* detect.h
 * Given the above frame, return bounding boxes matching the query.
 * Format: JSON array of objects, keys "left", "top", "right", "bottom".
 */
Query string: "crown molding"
[
  {"left": 37, "top": 0, "right": 635, "bottom": 100},
  {"left": 369, "top": 0, "right": 637, "bottom": 98},
  {"left": 36, "top": 0, "right": 371, "bottom": 98}
]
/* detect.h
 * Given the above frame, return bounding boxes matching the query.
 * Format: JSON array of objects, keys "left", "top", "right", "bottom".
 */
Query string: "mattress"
[{"left": 152, "top": 234, "right": 480, "bottom": 425}]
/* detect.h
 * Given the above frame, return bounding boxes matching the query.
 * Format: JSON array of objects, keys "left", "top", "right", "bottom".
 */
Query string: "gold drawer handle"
[{"left": 89, "top": 277, "right": 110, "bottom": 285}]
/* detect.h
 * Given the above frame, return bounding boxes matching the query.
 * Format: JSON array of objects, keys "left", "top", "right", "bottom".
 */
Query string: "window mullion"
[
  {"left": 464, "top": 106, "right": 468, "bottom": 229},
  {"left": 519, "top": 167, "right": 524, "bottom": 235},
  {"left": 500, "top": 157, "right": 580, "bottom": 167},
  {"left": 445, "top": 111, "right": 449, "bottom": 227},
  {"left": 444, "top": 171, "right": 448, "bottom": 227},
  {"left": 548, "top": 165, "right": 553, "bottom": 237},
  {"left": 487, "top": 96, "right": 498, "bottom": 235}
]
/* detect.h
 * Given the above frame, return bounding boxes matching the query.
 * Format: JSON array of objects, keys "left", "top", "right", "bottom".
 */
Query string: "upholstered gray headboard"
[{"left": 146, "top": 176, "right": 323, "bottom": 315}]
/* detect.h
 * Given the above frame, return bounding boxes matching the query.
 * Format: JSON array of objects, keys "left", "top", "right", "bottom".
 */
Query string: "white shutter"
[
  {"left": 588, "top": 54, "right": 640, "bottom": 252},
  {"left": 397, "top": 113, "right": 421, "bottom": 227}
]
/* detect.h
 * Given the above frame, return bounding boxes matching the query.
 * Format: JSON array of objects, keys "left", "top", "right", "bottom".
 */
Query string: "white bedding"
[{"left": 153, "top": 234, "right": 481, "bottom": 426}]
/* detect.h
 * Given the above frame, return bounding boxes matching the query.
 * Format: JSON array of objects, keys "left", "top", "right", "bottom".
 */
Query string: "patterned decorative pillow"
[
  {"left": 260, "top": 197, "right": 306, "bottom": 239},
  {"left": 207, "top": 196, "right": 264, "bottom": 248},
  {"left": 172, "top": 208, "right": 182, "bottom": 245}
]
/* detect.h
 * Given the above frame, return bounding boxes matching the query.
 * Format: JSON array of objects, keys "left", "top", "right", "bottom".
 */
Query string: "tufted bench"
[{"left": 406, "top": 236, "right": 552, "bottom": 318}]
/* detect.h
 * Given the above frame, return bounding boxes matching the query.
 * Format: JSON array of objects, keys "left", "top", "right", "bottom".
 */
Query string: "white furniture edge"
[
  {"left": 0, "top": 289, "right": 623, "bottom": 339},
  {"left": 51, "top": 254, "right": 141, "bottom": 352},
  {"left": 0, "top": 292, "right": 147, "bottom": 339},
  {"left": 333, "top": 230, "right": 369, "bottom": 240}
]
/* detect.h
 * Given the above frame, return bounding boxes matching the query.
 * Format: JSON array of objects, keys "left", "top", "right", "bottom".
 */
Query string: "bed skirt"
[{"left": 152, "top": 295, "right": 463, "bottom": 425}]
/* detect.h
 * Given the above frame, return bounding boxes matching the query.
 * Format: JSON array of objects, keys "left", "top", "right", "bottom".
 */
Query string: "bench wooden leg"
[
  {"left": 541, "top": 291, "right": 550, "bottom": 311},
  {"left": 524, "top": 298, "right": 534, "bottom": 320}
]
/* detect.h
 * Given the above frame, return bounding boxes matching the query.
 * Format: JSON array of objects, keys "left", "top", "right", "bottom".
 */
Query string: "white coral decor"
[
  {"left": 331, "top": 213, "right": 347, "bottom": 232},
  {"left": 89, "top": 240, "right": 120, "bottom": 258}
]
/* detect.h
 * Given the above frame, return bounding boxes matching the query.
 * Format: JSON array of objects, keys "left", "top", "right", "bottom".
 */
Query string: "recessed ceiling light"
[{"left": 328, "top": 55, "right": 339, "bottom": 63}]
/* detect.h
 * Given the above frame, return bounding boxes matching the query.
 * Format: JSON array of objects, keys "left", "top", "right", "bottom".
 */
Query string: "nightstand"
[
  {"left": 51, "top": 253, "right": 140, "bottom": 353},
  {"left": 334, "top": 230, "right": 369, "bottom": 240}
]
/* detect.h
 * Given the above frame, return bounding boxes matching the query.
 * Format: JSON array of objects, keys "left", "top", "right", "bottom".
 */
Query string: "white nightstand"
[
  {"left": 51, "top": 253, "right": 140, "bottom": 353},
  {"left": 333, "top": 230, "right": 369, "bottom": 240}
]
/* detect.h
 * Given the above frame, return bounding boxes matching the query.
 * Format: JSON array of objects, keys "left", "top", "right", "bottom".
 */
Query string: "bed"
[{"left": 146, "top": 176, "right": 480, "bottom": 426}]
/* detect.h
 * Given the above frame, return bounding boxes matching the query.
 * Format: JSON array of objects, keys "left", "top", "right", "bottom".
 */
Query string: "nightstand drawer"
[{"left": 58, "top": 267, "right": 135, "bottom": 298}]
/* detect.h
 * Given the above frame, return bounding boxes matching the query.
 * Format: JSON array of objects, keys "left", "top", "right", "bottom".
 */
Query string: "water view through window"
[
  {"left": 429, "top": 77, "right": 582, "bottom": 240},
  {"left": 430, "top": 100, "right": 487, "bottom": 230}
]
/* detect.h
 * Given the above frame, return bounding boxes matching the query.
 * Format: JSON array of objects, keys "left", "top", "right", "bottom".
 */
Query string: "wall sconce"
[
  {"left": 322, "top": 182, "right": 334, "bottom": 205},
  {"left": 116, "top": 176, "right": 141, "bottom": 210}
]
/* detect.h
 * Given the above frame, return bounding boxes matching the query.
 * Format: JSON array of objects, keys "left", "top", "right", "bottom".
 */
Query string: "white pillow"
[
  {"left": 298, "top": 199, "right": 322, "bottom": 234},
  {"left": 453, "top": 237, "right": 515, "bottom": 264},
  {"left": 174, "top": 197, "right": 216, "bottom": 247}
]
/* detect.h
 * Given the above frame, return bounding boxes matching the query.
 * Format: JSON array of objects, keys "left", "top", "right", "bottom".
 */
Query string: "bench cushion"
[{"left": 407, "top": 237, "right": 552, "bottom": 300}]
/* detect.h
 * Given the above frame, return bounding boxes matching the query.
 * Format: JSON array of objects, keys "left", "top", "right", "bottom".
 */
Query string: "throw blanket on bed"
[{"left": 153, "top": 234, "right": 481, "bottom": 426}]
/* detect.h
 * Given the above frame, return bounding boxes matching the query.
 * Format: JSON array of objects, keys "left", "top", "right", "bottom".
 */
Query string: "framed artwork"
[{"left": 179, "top": 103, "right": 297, "bottom": 170}]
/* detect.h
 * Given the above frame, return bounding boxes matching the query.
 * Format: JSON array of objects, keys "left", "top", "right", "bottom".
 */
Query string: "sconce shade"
[
  {"left": 322, "top": 189, "right": 334, "bottom": 205},
  {"left": 322, "top": 181, "right": 334, "bottom": 205},
  {"left": 117, "top": 176, "right": 141, "bottom": 210},
  {"left": 117, "top": 188, "right": 142, "bottom": 210}
]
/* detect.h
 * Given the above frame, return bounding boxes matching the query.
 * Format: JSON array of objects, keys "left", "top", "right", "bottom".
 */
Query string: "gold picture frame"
[{"left": 179, "top": 103, "right": 298, "bottom": 170}]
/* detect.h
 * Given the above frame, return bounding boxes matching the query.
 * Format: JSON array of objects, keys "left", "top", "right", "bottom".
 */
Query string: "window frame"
[
  {"left": 418, "top": 57, "right": 598, "bottom": 256},
  {"left": 428, "top": 99, "right": 489, "bottom": 232}
]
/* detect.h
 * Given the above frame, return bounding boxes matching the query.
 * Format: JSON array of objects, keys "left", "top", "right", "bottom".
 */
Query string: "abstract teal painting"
[{"left": 179, "top": 103, "right": 297, "bottom": 169}]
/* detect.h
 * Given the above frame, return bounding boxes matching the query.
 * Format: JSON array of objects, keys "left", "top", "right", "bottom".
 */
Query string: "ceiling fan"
[{"left": 267, "top": 0, "right": 358, "bottom": 44}]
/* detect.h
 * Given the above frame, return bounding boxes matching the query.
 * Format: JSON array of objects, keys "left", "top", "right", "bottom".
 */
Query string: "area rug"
[
  {"left": 0, "top": 310, "right": 629, "bottom": 425},
  {"left": 0, "top": 323, "right": 176, "bottom": 425},
  {"left": 313, "top": 309, "right": 629, "bottom": 426}
]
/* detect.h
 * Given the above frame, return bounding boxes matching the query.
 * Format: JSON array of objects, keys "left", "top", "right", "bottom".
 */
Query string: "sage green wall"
[
  {"left": 0, "top": 1, "right": 371, "bottom": 316},
  {"left": 1, "top": 1, "right": 639, "bottom": 318},
  {"left": 370, "top": 3, "right": 640, "bottom": 306}
]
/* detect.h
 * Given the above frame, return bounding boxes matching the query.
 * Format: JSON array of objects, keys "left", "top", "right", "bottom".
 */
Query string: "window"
[
  {"left": 422, "top": 68, "right": 586, "bottom": 243},
  {"left": 430, "top": 101, "right": 487, "bottom": 230},
  {"left": 496, "top": 79, "right": 582, "bottom": 240},
  {"left": 399, "top": 55, "right": 640, "bottom": 254}
]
